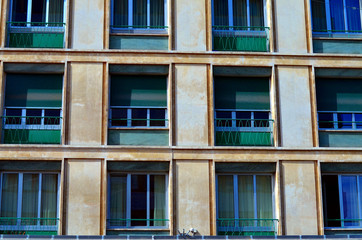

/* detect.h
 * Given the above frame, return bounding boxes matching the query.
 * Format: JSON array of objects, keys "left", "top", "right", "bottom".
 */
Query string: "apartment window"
[
  {"left": 216, "top": 174, "right": 277, "bottom": 236},
  {"left": 8, "top": 0, "right": 66, "bottom": 48},
  {"left": 0, "top": 172, "right": 59, "bottom": 235},
  {"left": 212, "top": 0, "right": 269, "bottom": 51},
  {"left": 107, "top": 173, "right": 168, "bottom": 229}
]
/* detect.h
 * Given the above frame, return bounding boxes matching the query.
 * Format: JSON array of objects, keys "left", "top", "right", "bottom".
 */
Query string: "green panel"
[
  {"left": 316, "top": 78, "right": 362, "bottom": 111},
  {"left": 106, "top": 230, "right": 170, "bottom": 236},
  {"left": 0, "top": 161, "right": 61, "bottom": 171},
  {"left": 9, "top": 33, "right": 64, "bottom": 48},
  {"left": 213, "top": 36, "right": 268, "bottom": 52},
  {"left": 0, "top": 231, "right": 57, "bottom": 235},
  {"left": 215, "top": 163, "right": 276, "bottom": 173},
  {"left": 3, "top": 129, "right": 61, "bottom": 144},
  {"left": 108, "top": 129, "right": 169, "bottom": 146},
  {"left": 110, "top": 75, "right": 167, "bottom": 107},
  {"left": 319, "top": 131, "right": 362, "bottom": 147},
  {"left": 313, "top": 39, "right": 362, "bottom": 54},
  {"left": 215, "top": 131, "right": 273, "bottom": 146},
  {"left": 108, "top": 161, "right": 169, "bottom": 172},
  {"left": 5, "top": 74, "right": 63, "bottom": 107},
  {"left": 214, "top": 77, "right": 270, "bottom": 110},
  {"left": 109, "top": 35, "right": 168, "bottom": 50}
]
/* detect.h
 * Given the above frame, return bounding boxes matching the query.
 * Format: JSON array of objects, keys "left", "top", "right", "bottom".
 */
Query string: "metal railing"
[
  {"left": 325, "top": 219, "right": 362, "bottom": 228},
  {"left": 107, "top": 218, "right": 169, "bottom": 228},
  {"left": 312, "top": 29, "right": 362, "bottom": 38},
  {"left": 110, "top": 25, "right": 168, "bottom": 34},
  {"left": 318, "top": 112, "right": 362, "bottom": 130},
  {"left": 1, "top": 116, "right": 62, "bottom": 144},
  {"left": 0, "top": 217, "right": 58, "bottom": 235},
  {"left": 212, "top": 26, "right": 270, "bottom": 52},
  {"left": 7, "top": 22, "right": 65, "bottom": 48},
  {"left": 215, "top": 118, "right": 274, "bottom": 146},
  {"left": 216, "top": 218, "right": 278, "bottom": 236}
]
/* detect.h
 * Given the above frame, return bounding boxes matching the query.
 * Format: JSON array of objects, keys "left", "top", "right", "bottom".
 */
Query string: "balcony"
[
  {"left": 216, "top": 218, "right": 278, "bottom": 236},
  {"left": 0, "top": 217, "right": 59, "bottom": 235},
  {"left": 212, "top": 26, "right": 270, "bottom": 52},
  {"left": 7, "top": 22, "right": 65, "bottom": 48}
]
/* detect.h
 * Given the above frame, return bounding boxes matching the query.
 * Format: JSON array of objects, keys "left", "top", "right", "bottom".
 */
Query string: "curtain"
[
  {"left": 150, "top": 0, "right": 165, "bottom": 27},
  {"left": 49, "top": 0, "right": 65, "bottom": 24},
  {"left": 250, "top": 0, "right": 264, "bottom": 29},
  {"left": 1, "top": 174, "right": 18, "bottom": 225},
  {"left": 217, "top": 175, "right": 234, "bottom": 218},
  {"left": 233, "top": 0, "right": 247, "bottom": 27},
  {"left": 109, "top": 175, "right": 127, "bottom": 226},
  {"left": 238, "top": 175, "right": 254, "bottom": 219},
  {"left": 153, "top": 175, "right": 166, "bottom": 226},
  {"left": 311, "top": 0, "right": 327, "bottom": 31},
  {"left": 11, "top": 0, "right": 28, "bottom": 22},
  {"left": 346, "top": 0, "right": 362, "bottom": 31},
  {"left": 113, "top": 0, "right": 128, "bottom": 26},
  {"left": 41, "top": 174, "right": 58, "bottom": 225},
  {"left": 213, "top": 0, "right": 229, "bottom": 26},
  {"left": 133, "top": 0, "right": 147, "bottom": 27},
  {"left": 330, "top": 0, "right": 345, "bottom": 31},
  {"left": 31, "top": 0, "right": 46, "bottom": 23},
  {"left": 22, "top": 174, "right": 39, "bottom": 225},
  {"left": 256, "top": 176, "right": 273, "bottom": 219},
  {"left": 341, "top": 176, "right": 359, "bottom": 226}
]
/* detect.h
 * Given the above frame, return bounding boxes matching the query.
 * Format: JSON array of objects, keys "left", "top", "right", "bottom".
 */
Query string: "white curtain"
[
  {"left": 238, "top": 175, "right": 254, "bottom": 219},
  {"left": 41, "top": 174, "right": 58, "bottom": 225},
  {"left": 22, "top": 174, "right": 39, "bottom": 225},
  {"left": 113, "top": 0, "right": 128, "bottom": 26},
  {"left": 153, "top": 175, "right": 166, "bottom": 226},
  {"left": 150, "top": 0, "right": 165, "bottom": 27},
  {"left": 133, "top": 0, "right": 147, "bottom": 26},
  {"left": 250, "top": 0, "right": 264, "bottom": 28},
  {"left": 1, "top": 174, "right": 18, "bottom": 224},
  {"left": 218, "top": 175, "right": 234, "bottom": 218},
  {"left": 233, "top": 0, "right": 247, "bottom": 27},
  {"left": 256, "top": 175, "right": 273, "bottom": 219},
  {"left": 109, "top": 175, "right": 127, "bottom": 226},
  {"left": 49, "top": 0, "right": 65, "bottom": 24}
]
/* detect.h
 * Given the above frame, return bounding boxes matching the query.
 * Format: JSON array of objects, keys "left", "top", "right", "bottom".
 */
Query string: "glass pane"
[
  {"left": 311, "top": 0, "right": 327, "bottom": 31},
  {"left": 356, "top": 114, "right": 362, "bottom": 129},
  {"left": 236, "top": 111, "right": 251, "bottom": 127},
  {"left": 254, "top": 111, "right": 269, "bottom": 127},
  {"left": 150, "top": 109, "right": 166, "bottom": 127},
  {"left": 250, "top": 0, "right": 264, "bottom": 28},
  {"left": 49, "top": 0, "right": 65, "bottom": 23},
  {"left": 318, "top": 113, "right": 334, "bottom": 129},
  {"left": 150, "top": 0, "right": 165, "bottom": 27},
  {"left": 44, "top": 109, "right": 61, "bottom": 125},
  {"left": 22, "top": 174, "right": 39, "bottom": 225},
  {"left": 218, "top": 175, "right": 234, "bottom": 219},
  {"left": 256, "top": 175, "right": 273, "bottom": 219},
  {"left": 337, "top": 113, "right": 352, "bottom": 129},
  {"left": 341, "top": 176, "right": 359, "bottom": 226},
  {"left": 0, "top": 174, "right": 18, "bottom": 225},
  {"left": 133, "top": 0, "right": 147, "bottom": 27},
  {"left": 132, "top": 108, "right": 147, "bottom": 126},
  {"left": 238, "top": 175, "right": 254, "bottom": 219},
  {"left": 233, "top": 0, "right": 247, "bottom": 27},
  {"left": 11, "top": 0, "right": 28, "bottom": 22},
  {"left": 113, "top": 0, "right": 128, "bottom": 26},
  {"left": 31, "top": 0, "right": 46, "bottom": 24},
  {"left": 111, "top": 108, "right": 128, "bottom": 127},
  {"left": 131, "top": 175, "right": 147, "bottom": 226},
  {"left": 5, "top": 109, "right": 22, "bottom": 125},
  {"left": 216, "top": 111, "right": 232, "bottom": 128},
  {"left": 322, "top": 175, "right": 341, "bottom": 227},
  {"left": 26, "top": 109, "right": 42, "bottom": 125},
  {"left": 346, "top": 0, "right": 361, "bottom": 31},
  {"left": 109, "top": 174, "right": 127, "bottom": 226},
  {"left": 41, "top": 174, "right": 58, "bottom": 225},
  {"left": 213, "top": 0, "right": 229, "bottom": 26},
  {"left": 150, "top": 175, "right": 166, "bottom": 226},
  {"left": 330, "top": 0, "right": 345, "bottom": 32}
]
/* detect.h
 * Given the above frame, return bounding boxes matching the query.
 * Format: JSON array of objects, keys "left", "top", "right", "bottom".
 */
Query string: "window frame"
[{"left": 318, "top": 111, "right": 362, "bottom": 131}]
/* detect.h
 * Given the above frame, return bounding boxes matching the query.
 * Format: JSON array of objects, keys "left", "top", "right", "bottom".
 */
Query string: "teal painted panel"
[
  {"left": 313, "top": 39, "right": 362, "bottom": 54},
  {"left": 3, "top": 129, "right": 61, "bottom": 144},
  {"left": 9, "top": 33, "right": 64, "bottom": 48},
  {"left": 108, "top": 129, "right": 169, "bottom": 146},
  {"left": 109, "top": 35, "right": 168, "bottom": 50},
  {"left": 215, "top": 131, "right": 273, "bottom": 146},
  {"left": 213, "top": 36, "right": 268, "bottom": 52},
  {"left": 319, "top": 131, "right": 362, "bottom": 147}
]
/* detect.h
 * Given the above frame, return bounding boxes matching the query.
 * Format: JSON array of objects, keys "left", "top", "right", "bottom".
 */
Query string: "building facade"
[{"left": 0, "top": 0, "right": 361, "bottom": 237}]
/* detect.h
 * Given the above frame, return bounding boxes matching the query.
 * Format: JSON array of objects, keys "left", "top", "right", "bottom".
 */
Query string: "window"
[
  {"left": 107, "top": 173, "right": 168, "bottom": 230},
  {"left": 212, "top": 0, "right": 269, "bottom": 51},
  {"left": 2, "top": 73, "right": 63, "bottom": 144},
  {"left": 216, "top": 174, "right": 277, "bottom": 236},
  {"left": 0, "top": 172, "right": 59, "bottom": 235},
  {"left": 322, "top": 174, "right": 362, "bottom": 229},
  {"left": 8, "top": 0, "right": 66, "bottom": 48}
]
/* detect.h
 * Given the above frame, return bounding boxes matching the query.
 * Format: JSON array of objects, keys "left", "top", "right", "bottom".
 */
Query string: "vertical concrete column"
[
  {"left": 174, "top": 160, "right": 210, "bottom": 235},
  {"left": 281, "top": 161, "right": 319, "bottom": 235},
  {"left": 278, "top": 66, "right": 313, "bottom": 148},
  {"left": 175, "top": 64, "right": 208, "bottom": 146},
  {"left": 72, "top": 0, "right": 104, "bottom": 49},
  {"left": 174, "top": 0, "right": 206, "bottom": 51},
  {"left": 65, "top": 160, "right": 102, "bottom": 235},
  {"left": 274, "top": 0, "right": 308, "bottom": 53},
  {"left": 68, "top": 63, "right": 103, "bottom": 146}
]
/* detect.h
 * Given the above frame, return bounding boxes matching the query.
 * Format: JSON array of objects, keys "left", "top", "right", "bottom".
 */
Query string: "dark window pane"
[
  {"left": 216, "top": 111, "right": 232, "bottom": 128},
  {"left": 318, "top": 113, "right": 334, "bottom": 129},
  {"left": 249, "top": 0, "right": 264, "bottom": 28},
  {"left": 150, "top": 0, "right": 165, "bottom": 27},
  {"left": 330, "top": 0, "right": 345, "bottom": 32},
  {"left": 311, "top": 0, "right": 327, "bottom": 31},
  {"left": 233, "top": 0, "right": 247, "bottom": 27},
  {"left": 236, "top": 111, "right": 251, "bottom": 127},
  {"left": 132, "top": 109, "right": 147, "bottom": 126},
  {"left": 150, "top": 175, "right": 166, "bottom": 226},
  {"left": 11, "top": 0, "right": 28, "bottom": 22},
  {"left": 113, "top": 0, "right": 128, "bottom": 26},
  {"left": 150, "top": 109, "right": 166, "bottom": 127},
  {"left": 109, "top": 174, "right": 127, "bottom": 226},
  {"left": 356, "top": 114, "right": 362, "bottom": 129},
  {"left": 341, "top": 176, "right": 359, "bottom": 226},
  {"left": 338, "top": 113, "right": 352, "bottom": 129},
  {"left": 133, "top": 0, "right": 147, "bottom": 27},
  {"left": 213, "top": 0, "right": 229, "bottom": 26},
  {"left": 31, "top": 0, "right": 46, "bottom": 24},
  {"left": 254, "top": 111, "right": 269, "bottom": 127},
  {"left": 131, "top": 175, "right": 147, "bottom": 226},
  {"left": 322, "top": 175, "right": 341, "bottom": 227},
  {"left": 111, "top": 108, "right": 127, "bottom": 127},
  {"left": 44, "top": 109, "right": 61, "bottom": 125},
  {"left": 5, "top": 109, "right": 22, "bottom": 125},
  {"left": 26, "top": 109, "right": 42, "bottom": 125}
]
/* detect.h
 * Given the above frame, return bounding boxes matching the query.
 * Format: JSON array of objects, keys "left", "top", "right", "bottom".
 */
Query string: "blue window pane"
[
  {"left": 356, "top": 114, "right": 362, "bottom": 129},
  {"left": 346, "top": 0, "right": 362, "bottom": 31},
  {"left": 330, "top": 0, "right": 345, "bottom": 32},
  {"left": 341, "top": 176, "right": 359, "bottom": 226},
  {"left": 338, "top": 113, "right": 352, "bottom": 129},
  {"left": 318, "top": 113, "right": 334, "bottom": 129},
  {"left": 216, "top": 111, "right": 232, "bottom": 128}
]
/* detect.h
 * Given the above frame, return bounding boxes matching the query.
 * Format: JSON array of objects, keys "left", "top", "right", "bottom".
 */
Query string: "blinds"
[
  {"left": 5, "top": 74, "right": 63, "bottom": 108},
  {"left": 316, "top": 78, "right": 362, "bottom": 111},
  {"left": 111, "top": 75, "right": 167, "bottom": 107},
  {"left": 214, "top": 77, "right": 270, "bottom": 110}
]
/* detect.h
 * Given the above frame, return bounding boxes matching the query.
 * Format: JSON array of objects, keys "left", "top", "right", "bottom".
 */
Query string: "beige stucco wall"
[
  {"left": 175, "top": 160, "right": 210, "bottom": 235},
  {"left": 68, "top": 63, "right": 103, "bottom": 146},
  {"left": 175, "top": 64, "right": 208, "bottom": 146},
  {"left": 274, "top": 0, "right": 308, "bottom": 53},
  {"left": 281, "top": 161, "right": 318, "bottom": 235},
  {"left": 71, "top": 0, "right": 104, "bottom": 49},
  {"left": 65, "top": 160, "right": 102, "bottom": 235},
  {"left": 278, "top": 66, "right": 313, "bottom": 148},
  {"left": 174, "top": 0, "right": 206, "bottom": 51}
]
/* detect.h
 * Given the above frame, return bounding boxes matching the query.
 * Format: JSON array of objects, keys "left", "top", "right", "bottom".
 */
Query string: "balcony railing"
[
  {"left": 110, "top": 25, "right": 168, "bottom": 34},
  {"left": 325, "top": 219, "right": 362, "bottom": 228},
  {"left": 107, "top": 218, "right": 169, "bottom": 228},
  {"left": 217, "top": 218, "right": 278, "bottom": 236},
  {"left": 7, "top": 22, "right": 65, "bottom": 48},
  {"left": 1, "top": 115, "right": 62, "bottom": 144},
  {"left": 0, "top": 217, "right": 58, "bottom": 235},
  {"left": 318, "top": 112, "right": 362, "bottom": 130},
  {"left": 312, "top": 29, "right": 362, "bottom": 38},
  {"left": 215, "top": 118, "right": 274, "bottom": 146},
  {"left": 212, "top": 26, "right": 270, "bottom": 52}
]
